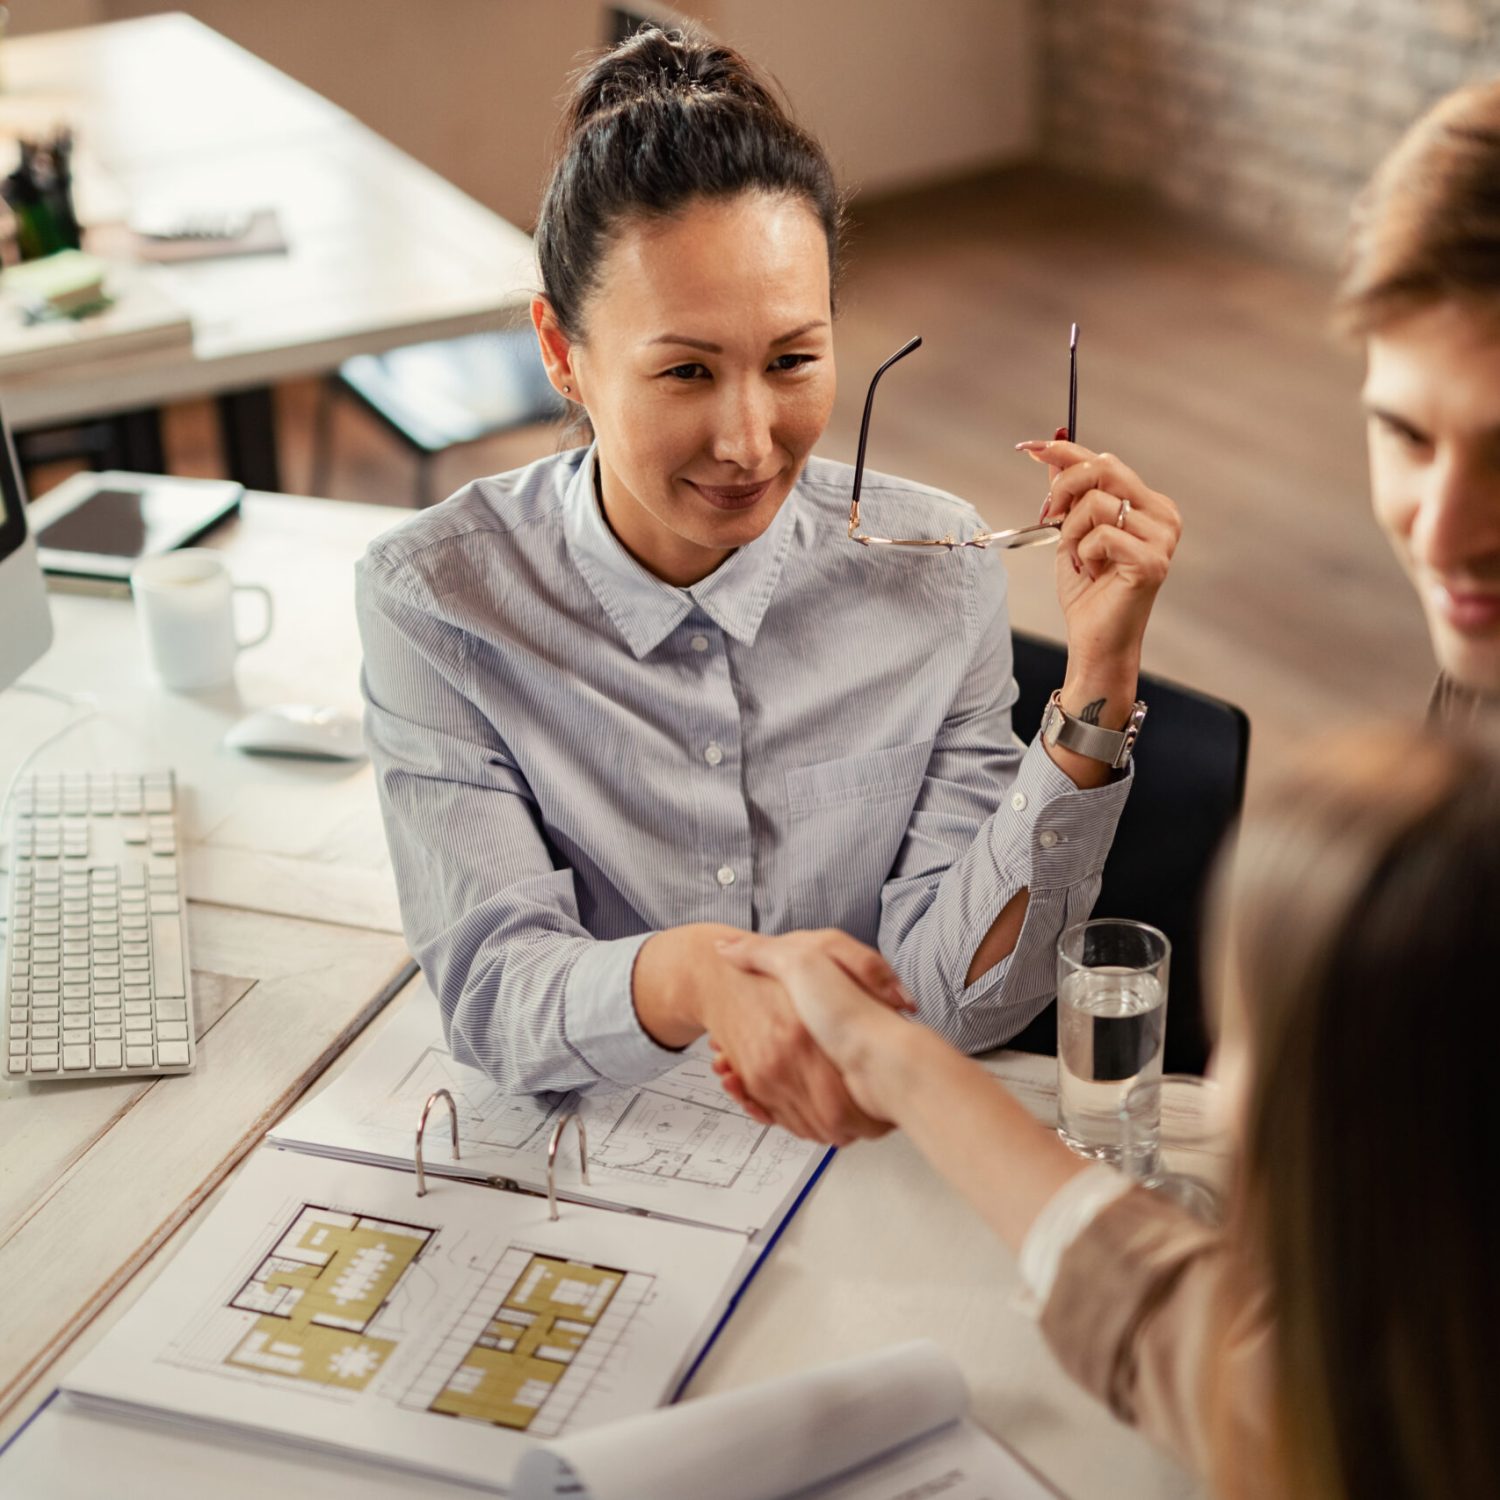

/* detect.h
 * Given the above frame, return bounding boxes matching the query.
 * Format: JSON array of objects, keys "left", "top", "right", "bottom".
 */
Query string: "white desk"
[
  {"left": 0, "top": 15, "right": 536, "bottom": 486},
  {"left": 0, "top": 493, "right": 1203, "bottom": 1497},
  {"left": 0, "top": 493, "right": 414, "bottom": 1419}
]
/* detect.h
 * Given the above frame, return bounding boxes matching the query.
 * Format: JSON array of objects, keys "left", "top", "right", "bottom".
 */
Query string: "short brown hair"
[
  {"left": 1335, "top": 80, "right": 1500, "bottom": 336},
  {"left": 1211, "top": 726, "right": 1500, "bottom": 1498}
]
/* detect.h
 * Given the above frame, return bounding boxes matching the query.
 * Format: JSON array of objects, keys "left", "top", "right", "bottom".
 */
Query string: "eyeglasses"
[{"left": 848, "top": 326, "right": 1078, "bottom": 552}]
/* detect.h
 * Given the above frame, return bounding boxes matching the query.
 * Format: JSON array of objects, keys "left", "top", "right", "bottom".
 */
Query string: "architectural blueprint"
[
  {"left": 272, "top": 998, "right": 826, "bottom": 1236},
  {"left": 63, "top": 1150, "right": 748, "bottom": 1494}
]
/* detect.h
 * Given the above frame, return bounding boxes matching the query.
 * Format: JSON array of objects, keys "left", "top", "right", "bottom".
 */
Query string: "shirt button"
[
  {"left": 704, "top": 743, "right": 724, "bottom": 766},
  {"left": 716, "top": 865, "right": 736, "bottom": 887},
  {"left": 1011, "top": 791, "right": 1028, "bottom": 812},
  {"left": 690, "top": 635, "right": 709, "bottom": 653},
  {"left": 1038, "top": 829, "right": 1059, "bottom": 850}
]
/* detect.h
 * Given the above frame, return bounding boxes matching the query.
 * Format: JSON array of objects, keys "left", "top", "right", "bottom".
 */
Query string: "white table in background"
[{"left": 0, "top": 14, "right": 536, "bottom": 487}]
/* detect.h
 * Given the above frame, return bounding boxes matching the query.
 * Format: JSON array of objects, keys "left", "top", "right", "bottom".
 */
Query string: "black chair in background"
[
  {"left": 1003, "top": 631, "right": 1251, "bottom": 1075},
  {"left": 310, "top": 327, "right": 565, "bottom": 506}
]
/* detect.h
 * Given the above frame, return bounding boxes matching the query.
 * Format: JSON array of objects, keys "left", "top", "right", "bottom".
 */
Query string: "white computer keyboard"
[{"left": 3, "top": 770, "right": 195, "bottom": 1081}]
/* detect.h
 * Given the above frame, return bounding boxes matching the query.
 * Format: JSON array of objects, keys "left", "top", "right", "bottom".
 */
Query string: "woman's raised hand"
[{"left": 1017, "top": 434, "right": 1182, "bottom": 682}]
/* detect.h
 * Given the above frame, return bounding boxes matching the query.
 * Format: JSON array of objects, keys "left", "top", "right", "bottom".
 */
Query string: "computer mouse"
[{"left": 224, "top": 704, "right": 367, "bottom": 761}]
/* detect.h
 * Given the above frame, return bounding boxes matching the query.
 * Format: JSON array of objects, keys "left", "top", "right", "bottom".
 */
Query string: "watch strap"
[{"left": 1041, "top": 691, "right": 1147, "bottom": 769}]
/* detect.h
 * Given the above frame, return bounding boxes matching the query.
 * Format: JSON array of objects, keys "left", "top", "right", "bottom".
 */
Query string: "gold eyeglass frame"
[{"left": 848, "top": 334, "right": 1066, "bottom": 552}]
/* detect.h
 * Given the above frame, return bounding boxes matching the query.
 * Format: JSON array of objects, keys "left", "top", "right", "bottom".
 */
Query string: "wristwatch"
[{"left": 1039, "top": 690, "right": 1147, "bottom": 769}]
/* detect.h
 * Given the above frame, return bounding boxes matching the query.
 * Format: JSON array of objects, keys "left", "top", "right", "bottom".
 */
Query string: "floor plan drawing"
[
  {"left": 223, "top": 1205, "right": 434, "bottom": 1392},
  {"left": 376, "top": 1046, "right": 567, "bottom": 1152},
  {"left": 273, "top": 1002, "right": 826, "bottom": 1234},
  {"left": 404, "top": 1247, "right": 651, "bottom": 1437},
  {"left": 586, "top": 1082, "right": 769, "bottom": 1187}
]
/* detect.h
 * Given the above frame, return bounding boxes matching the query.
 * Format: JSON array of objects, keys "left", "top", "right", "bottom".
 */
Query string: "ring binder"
[
  {"left": 546, "top": 1113, "right": 589, "bottom": 1220},
  {"left": 415, "top": 1087, "right": 459, "bottom": 1196}
]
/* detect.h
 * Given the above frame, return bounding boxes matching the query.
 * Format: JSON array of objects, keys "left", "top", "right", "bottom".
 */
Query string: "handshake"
[{"left": 638, "top": 924, "right": 920, "bottom": 1148}]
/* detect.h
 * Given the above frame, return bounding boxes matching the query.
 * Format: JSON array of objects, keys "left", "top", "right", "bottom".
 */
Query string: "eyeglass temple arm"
[{"left": 850, "top": 334, "right": 922, "bottom": 527}]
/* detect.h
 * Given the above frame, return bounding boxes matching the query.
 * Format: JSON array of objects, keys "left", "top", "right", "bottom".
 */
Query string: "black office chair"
[
  {"left": 1003, "top": 631, "right": 1250, "bottom": 1075},
  {"left": 310, "top": 327, "right": 566, "bottom": 506}
]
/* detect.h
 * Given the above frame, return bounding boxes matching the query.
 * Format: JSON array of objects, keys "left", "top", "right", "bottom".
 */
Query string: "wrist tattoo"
[{"left": 1077, "top": 698, "right": 1107, "bottom": 725}]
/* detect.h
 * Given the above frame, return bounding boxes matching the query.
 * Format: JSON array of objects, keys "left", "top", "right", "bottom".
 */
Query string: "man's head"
[{"left": 1338, "top": 83, "right": 1500, "bottom": 696}]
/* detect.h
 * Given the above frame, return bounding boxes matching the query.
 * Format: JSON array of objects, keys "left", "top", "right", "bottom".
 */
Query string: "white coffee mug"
[{"left": 130, "top": 548, "right": 273, "bottom": 691}]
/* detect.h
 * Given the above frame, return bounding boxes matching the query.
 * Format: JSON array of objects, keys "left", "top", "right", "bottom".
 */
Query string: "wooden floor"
[{"left": 51, "top": 165, "right": 1434, "bottom": 809}]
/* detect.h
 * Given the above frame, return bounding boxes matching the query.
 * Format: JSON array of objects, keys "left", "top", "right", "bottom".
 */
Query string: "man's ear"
[{"left": 532, "top": 296, "right": 579, "bottom": 403}]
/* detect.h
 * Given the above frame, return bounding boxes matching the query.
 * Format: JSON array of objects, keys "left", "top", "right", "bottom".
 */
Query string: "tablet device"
[{"left": 30, "top": 470, "right": 244, "bottom": 581}]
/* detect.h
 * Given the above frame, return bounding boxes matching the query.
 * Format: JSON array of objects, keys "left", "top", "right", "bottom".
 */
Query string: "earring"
[{"left": 563, "top": 383, "right": 572, "bottom": 395}]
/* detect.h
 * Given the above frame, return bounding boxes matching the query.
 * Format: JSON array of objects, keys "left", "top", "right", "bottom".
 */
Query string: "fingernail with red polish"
[{"left": 1072, "top": 555, "right": 1083, "bottom": 575}]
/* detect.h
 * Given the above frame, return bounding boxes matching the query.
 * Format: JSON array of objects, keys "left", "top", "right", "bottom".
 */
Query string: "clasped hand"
[{"left": 707, "top": 928, "right": 914, "bottom": 1143}]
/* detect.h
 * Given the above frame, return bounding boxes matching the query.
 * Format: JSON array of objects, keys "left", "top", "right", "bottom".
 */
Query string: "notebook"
[{"left": 27, "top": 1000, "right": 830, "bottom": 1493}]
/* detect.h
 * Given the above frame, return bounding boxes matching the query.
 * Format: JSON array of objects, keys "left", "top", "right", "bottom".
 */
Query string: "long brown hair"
[
  {"left": 1210, "top": 727, "right": 1500, "bottom": 1498},
  {"left": 1335, "top": 79, "right": 1500, "bottom": 336}
]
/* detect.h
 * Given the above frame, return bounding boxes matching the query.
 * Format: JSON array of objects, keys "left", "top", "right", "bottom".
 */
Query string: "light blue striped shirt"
[{"left": 356, "top": 447, "right": 1130, "bottom": 1094}]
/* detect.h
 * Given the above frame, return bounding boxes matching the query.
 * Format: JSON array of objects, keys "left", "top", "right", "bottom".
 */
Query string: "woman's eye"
[
  {"left": 770, "top": 353, "right": 815, "bottom": 373},
  {"left": 1377, "top": 414, "right": 1431, "bottom": 454},
  {"left": 665, "top": 363, "right": 709, "bottom": 381}
]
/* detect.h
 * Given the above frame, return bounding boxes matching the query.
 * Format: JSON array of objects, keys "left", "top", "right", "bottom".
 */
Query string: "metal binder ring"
[
  {"left": 546, "top": 1113, "right": 591, "bottom": 1221},
  {"left": 415, "top": 1087, "right": 460, "bottom": 1197}
]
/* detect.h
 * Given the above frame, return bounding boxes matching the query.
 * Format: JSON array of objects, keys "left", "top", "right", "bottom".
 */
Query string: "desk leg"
[
  {"left": 114, "top": 409, "right": 168, "bottom": 473},
  {"left": 216, "top": 387, "right": 282, "bottom": 492}
]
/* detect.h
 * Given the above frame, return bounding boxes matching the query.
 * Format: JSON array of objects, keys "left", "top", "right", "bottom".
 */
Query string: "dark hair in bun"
[{"left": 537, "top": 24, "right": 844, "bottom": 337}]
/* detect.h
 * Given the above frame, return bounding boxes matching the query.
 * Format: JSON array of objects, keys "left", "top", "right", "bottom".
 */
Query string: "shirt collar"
[{"left": 563, "top": 446, "right": 800, "bottom": 660}]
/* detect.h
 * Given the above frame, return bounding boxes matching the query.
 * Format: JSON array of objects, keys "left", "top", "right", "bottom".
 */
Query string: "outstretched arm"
[{"left": 716, "top": 930, "right": 1089, "bottom": 1250}]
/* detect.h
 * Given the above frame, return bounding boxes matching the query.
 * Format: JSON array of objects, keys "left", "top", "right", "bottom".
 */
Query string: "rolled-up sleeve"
[
  {"left": 1039, "top": 1187, "right": 1274, "bottom": 1479},
  {"left": 356, "top": 550, "right": 680, "bottom": 1093},
  {"left": 878, "top": 557, "right": 1131, "bottom": 1051}
]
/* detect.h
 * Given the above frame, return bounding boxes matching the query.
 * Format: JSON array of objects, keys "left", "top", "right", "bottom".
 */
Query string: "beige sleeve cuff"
[{"left": 1037, "top": 1186, "right": 1269, "bottom": 1478}]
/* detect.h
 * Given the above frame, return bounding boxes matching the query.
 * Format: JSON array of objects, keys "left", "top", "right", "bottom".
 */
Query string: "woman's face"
[
  {"left": 1364, "top": 301, "right": 1500, "bottom": 694},
  {"left": 535, "top": 192, "right": 836, "bottom": 586}
]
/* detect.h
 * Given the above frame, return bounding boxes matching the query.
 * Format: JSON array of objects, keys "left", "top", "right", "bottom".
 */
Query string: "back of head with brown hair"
[
  {"left": 1210, "top": 726, "right": 1500, "bottom": 1499},
  {"left": 1335, "top": 79, "right": 1500, "bottom": 337}
]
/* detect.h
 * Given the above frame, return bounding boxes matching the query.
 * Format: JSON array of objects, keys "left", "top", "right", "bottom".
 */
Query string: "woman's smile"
[{"left": 682, "top": 475, "right": 780, "bottom": 511}]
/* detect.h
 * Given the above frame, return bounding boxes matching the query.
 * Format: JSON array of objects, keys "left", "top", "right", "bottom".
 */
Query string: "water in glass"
[{"left": 1058, "top": 965, "right": 1166, "bottom": 1160}]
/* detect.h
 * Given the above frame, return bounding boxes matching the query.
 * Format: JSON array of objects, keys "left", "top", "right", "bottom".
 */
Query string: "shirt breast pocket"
[{"left": 781, "top": 738, "right": 934, "bottom": 936}]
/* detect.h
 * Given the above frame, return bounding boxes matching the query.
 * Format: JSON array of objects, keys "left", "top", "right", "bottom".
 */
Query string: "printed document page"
[
  {"left": 514, "top": 1341, "right": 1061, "bottom": 1500},
  {"left": 62, "top": 1149, "right": 746, "bottom": 1494},
  {"left": 272, "top": 999, "right": 825, "bottom": 1236}
]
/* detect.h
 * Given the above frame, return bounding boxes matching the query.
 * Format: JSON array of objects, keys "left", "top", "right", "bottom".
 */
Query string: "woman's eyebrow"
[
  {"left": 770, "top": 320, "right": 829, "bottom": 345},
  {"left": 645, "top": 320, "right": 829, "bottom": 353}
]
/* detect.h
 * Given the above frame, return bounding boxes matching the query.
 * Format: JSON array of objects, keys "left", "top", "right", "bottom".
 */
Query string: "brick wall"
[{"left": 1040, "top": 0, "right": 1500, "bottom": 266}]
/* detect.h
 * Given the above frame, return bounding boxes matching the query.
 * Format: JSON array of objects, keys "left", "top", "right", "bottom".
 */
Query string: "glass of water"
[
  {"left": 1120, "top": 1075, "right": 1232, "bottom": 1226},
  {"left": 1055, "top": 918, "right": 1170, "bottom": 1161}
]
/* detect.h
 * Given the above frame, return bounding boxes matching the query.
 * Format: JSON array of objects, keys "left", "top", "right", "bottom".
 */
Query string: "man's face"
[{"left": 1365, "top": 301, "right": 1500, "bottom": 694}]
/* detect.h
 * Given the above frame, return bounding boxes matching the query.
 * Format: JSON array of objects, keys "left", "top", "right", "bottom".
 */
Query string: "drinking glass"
[
  {"left": 1055, "top": 918, "right": 1170, "bottom": 1160},
  {"left": 1121, "top": 1074, "right": 1232, "bottom": 1227}
]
